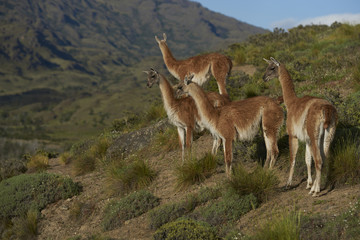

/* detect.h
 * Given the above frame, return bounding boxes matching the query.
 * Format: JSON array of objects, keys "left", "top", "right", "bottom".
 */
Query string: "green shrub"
[
  {"left": 102, "top": 190, "right": 160, "bottom": 231},
  {"left": 191, "top": 193, "right": 257, "bottom": 227},
  {"left": 227, "top": 164, "right": 279, "bottom": 202},
  {"left": 105, "top": 158, "right": 156, "bottom": 196},
  {"left": 149, "top": 201, "right": 189, "bottom": 230},
  {"left": 149, "top": 186, "right": 222, "bottom": 230},
  {"left": 0, "top": 173, "right": 82, "bottom": 221},
  {"left": 175, "top": 153, "right": 217, "bottom": 189},
  {"left": 195, "top": 186, "right": 222, "bottom": 204},
  {"left": 153, "top": 218, "right": 218, "bottom": 240},
  {"left": 250, "top": 211, "right": 301, "bottom": 240}
]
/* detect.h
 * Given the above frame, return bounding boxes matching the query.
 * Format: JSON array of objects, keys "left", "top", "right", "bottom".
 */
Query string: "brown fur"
[
  {"left": 155, "top": 33, "right": 232, "bottom": 98},
  {"left": 263, "top": 57, "right": 338, "bottom": 196},
  {"left": 181, "top": 76, "right": 284, "bottom": 177},
  {"left": 145, "top": 69, "right": 228, "bottom": 162}
]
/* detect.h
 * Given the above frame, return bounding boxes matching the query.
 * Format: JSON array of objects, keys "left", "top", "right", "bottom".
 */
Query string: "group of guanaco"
[{"left": 144, "top": 33, "right": 337, "bottom": 197}]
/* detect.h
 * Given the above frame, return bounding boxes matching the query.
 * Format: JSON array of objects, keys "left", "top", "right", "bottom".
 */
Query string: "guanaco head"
[
  {"left": 144, "top": 68, "right": 160, "bottom": 88},
  {"left": 263, "top": 57, "right": 280, "bottom": 82},
  {"left": 177, "top": 73, "right": 195, "bottom": 93},
  {"left": 155, "top": 33, "right": 167, "bottom": 46}
]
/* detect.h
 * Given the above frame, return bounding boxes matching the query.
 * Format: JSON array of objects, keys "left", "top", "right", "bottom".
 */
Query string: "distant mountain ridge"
[
  {"left": 0, "top": 0, "right": 266, "bottom": 143},
  {"left": 0, "top": 0, "right": 266, "bottom": 83}
]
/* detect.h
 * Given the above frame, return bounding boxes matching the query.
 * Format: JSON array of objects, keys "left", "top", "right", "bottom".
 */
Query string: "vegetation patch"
[
  {"left": 105, "top": 157, "right": 156, "bottom": 196},
  {"left": 0, "top": 173, "right": 81, "bottom": 221},
  {"left": 153, "top": 218, "right": 218, "bottom": 240},
  {"left": 227, "top": 164, "right": 279, "bottom": 203},
  {"left": 190, "top": 193, "right": 257, "bottom": 227},
  {"left": 249, "top": 211, "right": 301, "bottom": 240},
  {"left": 1, "top": 209, "right": 39, "bottom": 239},
  {"left": 175, "top": 153, "right": 217, "bottom": 189},
  {"left": 102, "top": 190, "right": 160, "bottom": 231},
  {"left": 153, "top": 126, "right": 179, "bottom": 153},
  {"left": 148, "top": 186, "right": 221, "bottom": 230},
  {"left": 300, "top": 198, "right": 360, "bottom": 240},
  {"left": 26, "top": 153, "right": 49, "bottom": 172},
  {"left": 328, "top": 129, "right": 360, "bottom": 186}
]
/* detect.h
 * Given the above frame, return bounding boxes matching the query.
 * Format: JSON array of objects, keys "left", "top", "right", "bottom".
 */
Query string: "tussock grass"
[
  {"left": 105, "top": 157, "right": 156, "bottom": 196},
  {"left": 175, "top": 153, "right": 217, "bottom": 190},
  {"left": 26, "top": 153, "right": 49, "bottom": 172},
  {"left": 71, "top": 136, "right": 111, "bottom": 175},
  {"left": 59, "top": 151, "right": 72, "bottom": 165},
  {"left": 2, "top": 209, "right": 39, "bottom": 239},
  {"left": 227, "top": 164, "right": 279, "bottom": 202},
  {"left": 328, "top": 131, "right": 360, "bottom": 186},
  {"left": 250, "top": 211, "right": 301, "bottom": 240},
  {"left": 153, "top": 126, "right": 179, "bottom": 153},
  {"left": 72, "top": 152, "right": 96, "bottom": 176}
]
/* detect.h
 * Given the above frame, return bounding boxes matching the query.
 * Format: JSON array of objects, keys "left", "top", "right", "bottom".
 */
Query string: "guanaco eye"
[{"left": 271, "top": 67, "right": 275, "bottom": 70}]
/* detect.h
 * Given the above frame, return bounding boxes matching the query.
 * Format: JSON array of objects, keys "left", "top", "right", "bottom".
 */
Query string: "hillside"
[
  {"left": 0, "top": 0, "right": 266, "bottom": 151},
  {"left": 1, "top": 23, "right": 360, "bottom": 239}
]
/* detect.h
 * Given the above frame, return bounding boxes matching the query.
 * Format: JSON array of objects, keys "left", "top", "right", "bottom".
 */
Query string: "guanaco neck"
[
  {"left": 187, "top": 83, "right": 219, "bottom": 124},
  {"left": 158, "top": 74, "right": 176, "bottom": 109},
  {"left": 159, "top": 43, "right": 177, "bottom": 67},
  {"left": 278, "top": 64, "right": 297, "bottom": 108}
]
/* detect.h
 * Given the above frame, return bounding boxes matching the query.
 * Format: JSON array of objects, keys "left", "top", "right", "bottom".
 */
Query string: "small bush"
[
  {"left": 102, "top": 190, "right": 160, "bottom": 231},
  {"left": 0, "top": 173, "right": 82, "bottom": 221},
  {"left": 227, "top": 164, "right": 279, "bottom": 202},
  {"left": 250, "top": 211, "right": 301, "bottom": 240},
  {"left": 175, "top": 153, "right": 217, "bottom": 189},
  {"left": 26, "top": 153, "right": 49, "bottom": 172},
  {"left": 153, "top": 218, "right": 218, "bottom": 240},
  {"left": 105, "top": 158, "right": 156, "bottom": 196},
  {"left": 191, "top": 193, "right": 257, "bottom": 227}
]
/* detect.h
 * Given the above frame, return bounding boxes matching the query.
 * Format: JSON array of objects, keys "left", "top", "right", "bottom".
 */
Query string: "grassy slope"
[{"left": 2, "top": 23, "right": 360, "bottom": 239}]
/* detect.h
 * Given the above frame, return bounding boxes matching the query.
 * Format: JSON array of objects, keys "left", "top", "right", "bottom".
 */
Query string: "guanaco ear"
[
  {"left": 263, "top": 58, "right": 272, "bottom": 64},
  {"left": 163, "top": 33, "right": 167, "bottom": 41},
  {"left": 270, "top": 57, "right": 280, "bottom": 66},
  {"left": 155, "top": 35, "right": 160, "bottom": 43}
]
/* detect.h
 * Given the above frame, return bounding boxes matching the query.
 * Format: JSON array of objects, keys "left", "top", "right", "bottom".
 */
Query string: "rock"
[{"left": 106, "top": 119, "right": 171, "bottom": 160}]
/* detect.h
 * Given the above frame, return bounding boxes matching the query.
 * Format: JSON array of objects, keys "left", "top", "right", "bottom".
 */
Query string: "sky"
[{"left": 193, "top": 0, "right": 360, "bottom": 30}]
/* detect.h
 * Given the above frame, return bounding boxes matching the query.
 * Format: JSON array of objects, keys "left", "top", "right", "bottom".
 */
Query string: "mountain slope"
[{"left": 0, "top": 0, "right": 266, "bottom": 145}]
